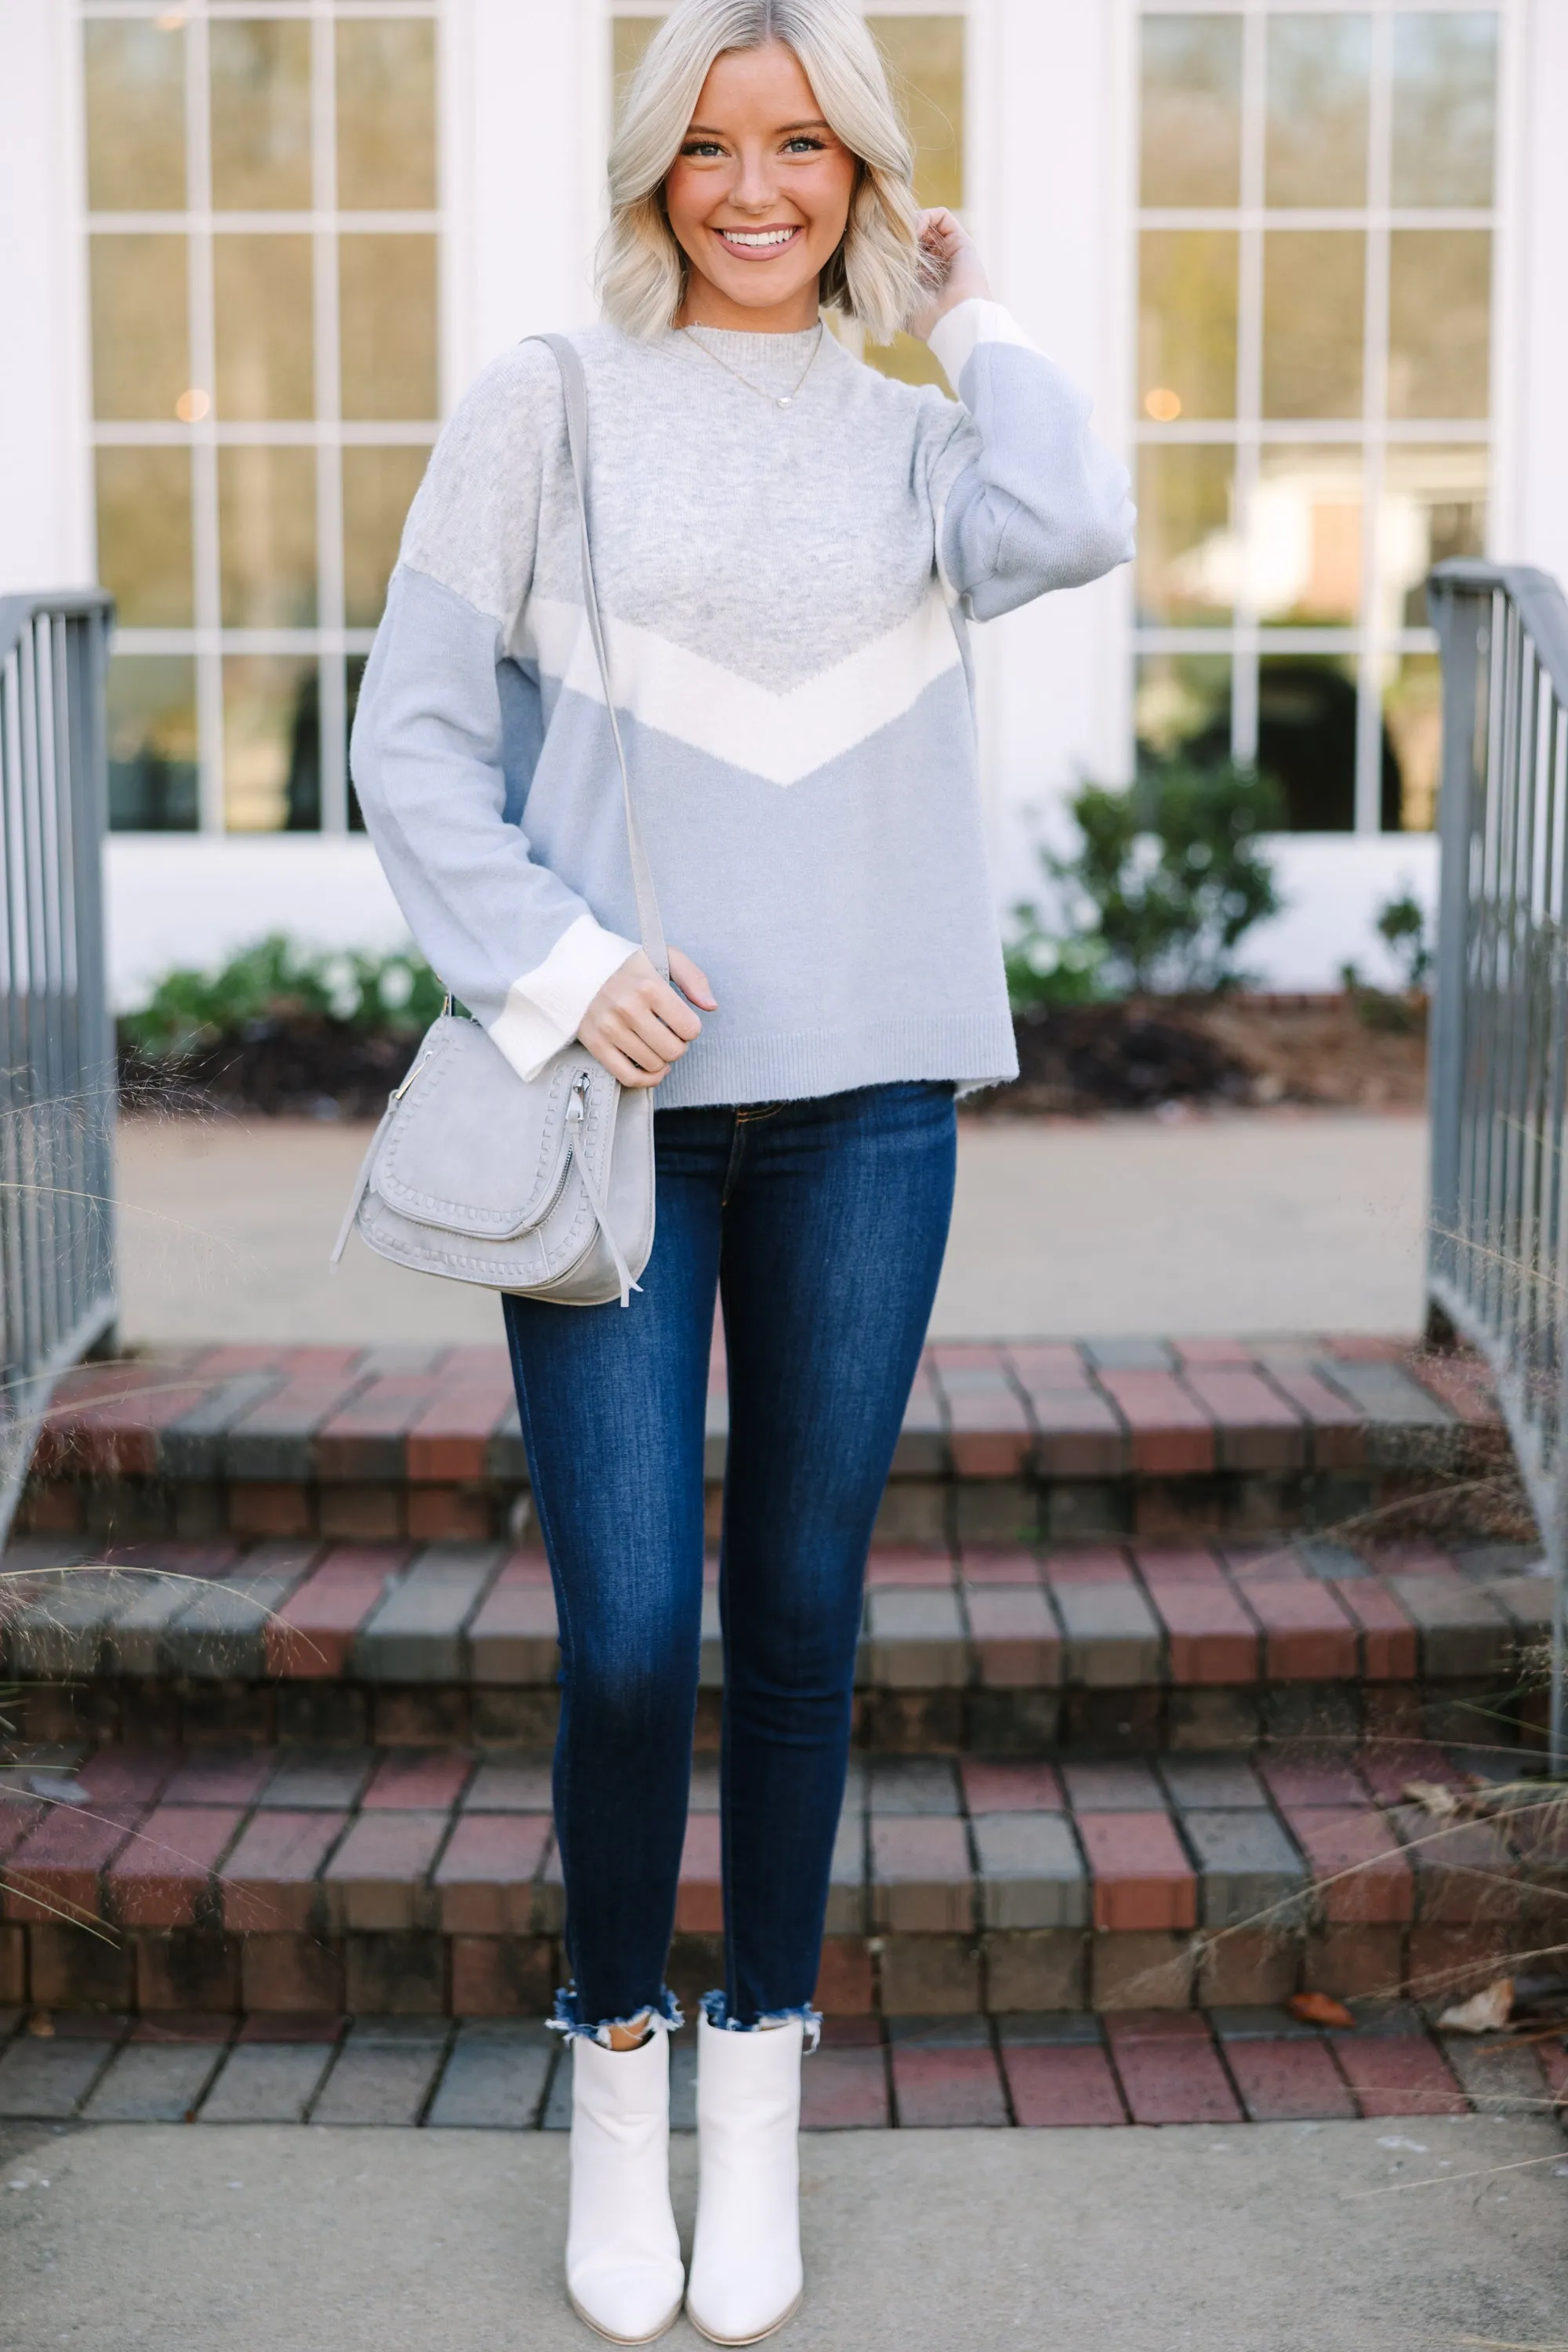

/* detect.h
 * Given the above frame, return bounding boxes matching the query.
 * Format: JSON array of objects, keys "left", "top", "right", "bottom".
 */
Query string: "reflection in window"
[
  {"left": 1382, "top": 654, "right": 1443, "bottom": 832},
  {"left": 1392, "top": 13, "right": 1497, "bottom": 207},
  {"left": 1135, "top": 445, "right": 1235, "bottom": 627},
  {"left": 871, "top": 17, "right": 964, "bottom": 210},
  {"left": 1388, "top": 231, "right": 1491, "bottom": 420},
  {"left": 612, "top": 15, "right": 662, "bottom": 102},
  {"left": 95, "top": 449, "right": 193, "bottom": 630},
  {"left": 218, "top": 448, "right": 319, "bottom": 630},
  {"left": 1262, "top": 232, "right": 1364, "bottom": 419},
  {"left": 224, "top": 657, "right": 321, "bottom": 833},
  {"left": 85, "top": 10, "right": 441, "bottom": 833},
  {"left": 1139, "top": 232, "right": 1238, "bottom": 421},
  {"left": 1379, "top": 447, "right": 1488, "bottom": 630},
  {"left": 89, "top": 236, "right": 191, "bottom": 423},
  {"left": 1135, "top": 653, "right": 1232, "bottom": 771},
  {"left": 84, "top": 20, "right": 186, "bottom": 211},
  {"left": 346, "top": 653, "right": 369, "bottom": 831},
  {"left": 340, "top": 235, "right": 440, "bottom": 420},
  {"left": 1133, "top": 8, "right": 1497, "bottom": 835},
  {"left": 213, "top": 236, "right": 316, "bottom": 420},
  {"left": 337, "top": 20, "right": 438, "bottom": 209},
  {"left": 1265, "top": 13, "right": 1370, "bottom": 209},
  {"left": 1140, "top": 14, "right": 1241, "bottom": 207},
  {"left": 107, "top": 658, "right": 199, "bottom": 832},
  {"left": 1258, "top": 656, "right": 1367, "bottom": 832},
  {"left": 209, "top": 19, "right": 314, "bottom": 212},
  {"left": 1254, "top": 448, "right": 1363, "bottom": 627},
  {"left": 343, "top": 446, "right": 430, "bottom": 628}
]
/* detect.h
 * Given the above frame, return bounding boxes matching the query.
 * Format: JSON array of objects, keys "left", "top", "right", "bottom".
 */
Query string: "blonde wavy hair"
[{"left": 598, "top": 0, "right": 924, "bottom": 345}]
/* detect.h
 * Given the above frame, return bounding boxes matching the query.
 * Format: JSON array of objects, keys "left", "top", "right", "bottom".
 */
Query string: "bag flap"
[{"left": 372, "top": 1016, "right": 618, "bottom": 1239}]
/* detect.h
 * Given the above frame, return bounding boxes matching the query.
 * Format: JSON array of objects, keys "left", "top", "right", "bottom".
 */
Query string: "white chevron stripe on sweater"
[{"left": 521, "top": 582, "right": 963, "bottom": 787}]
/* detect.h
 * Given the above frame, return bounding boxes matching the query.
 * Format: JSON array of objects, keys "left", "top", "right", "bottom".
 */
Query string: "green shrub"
[
  {"left": 121, "top": 934, "right": 448, "bottom": 1061},
  {"left": 1341, "top": 888, "right": 1432, "bottom": 1032},
  {"left": 1007, "top": 760, "right": 1284, "bottom": 1008}
]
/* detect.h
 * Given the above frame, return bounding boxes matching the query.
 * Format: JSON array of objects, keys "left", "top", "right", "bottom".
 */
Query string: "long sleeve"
[
  {"left": 925, "top": 299, "right": 1135, "bottom": 622},
  {"left": 350, "top": 342, "right": 636, "bottom": 1081}
]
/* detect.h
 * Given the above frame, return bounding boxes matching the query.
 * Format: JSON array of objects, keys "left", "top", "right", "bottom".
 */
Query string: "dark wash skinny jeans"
[{"left": 502, "top": 1080, "right": 956, "bottom": 2033}]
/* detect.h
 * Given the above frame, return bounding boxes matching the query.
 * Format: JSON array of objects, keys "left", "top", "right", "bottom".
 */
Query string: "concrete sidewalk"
[
  {"left": 114, "top": 1108, "right": 1428, "bottom": 1345},
  {"left": 2, "top": 2117, "right": 1563, "bottom": 2350}
]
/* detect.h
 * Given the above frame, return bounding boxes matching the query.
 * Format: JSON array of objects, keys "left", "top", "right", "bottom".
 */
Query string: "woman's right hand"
[{"left": 578, "top": 946, "right": 717, "bottom": 1088}]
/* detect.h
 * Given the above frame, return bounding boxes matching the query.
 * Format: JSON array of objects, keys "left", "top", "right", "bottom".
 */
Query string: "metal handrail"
[
  {"left": 1428, "top": 558, "right": 1568, "bottom": 1769},
  {"left": 0, "top": 590, "right": 118, "bottom": 1546}
]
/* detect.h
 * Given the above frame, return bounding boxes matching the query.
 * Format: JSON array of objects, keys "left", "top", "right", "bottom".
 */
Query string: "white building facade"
[{"left": 3, "top": 0, "right": 1566, "bottom": 1004}]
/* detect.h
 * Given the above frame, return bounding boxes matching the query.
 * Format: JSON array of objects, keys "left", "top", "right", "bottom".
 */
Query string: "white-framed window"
[
  {"left": 82, "top": 1, "right": 445, "bottom": 835},
  {"left": 1132, "top": 2, "right": 1504, "bottom": 833},
  {"left": 609, "top": 4, "right": 969, "bottom": 388}
]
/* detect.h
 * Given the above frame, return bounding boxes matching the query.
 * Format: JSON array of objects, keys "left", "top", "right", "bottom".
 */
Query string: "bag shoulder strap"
[{"left": 532, "top": 332, "right": 668, "bottom": 982}]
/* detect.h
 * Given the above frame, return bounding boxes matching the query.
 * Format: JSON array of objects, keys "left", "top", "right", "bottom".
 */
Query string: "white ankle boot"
[
  {"left": 685, "top": 2013, "right": 805, "bottom": 2346},
  {"left": 564, "top": 2028, "right": 684, "bottom": 2344}
]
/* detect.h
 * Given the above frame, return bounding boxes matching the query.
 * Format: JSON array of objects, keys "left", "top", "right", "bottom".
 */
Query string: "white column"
[
  {"left": 976, "top": 0, "right": 1131, "bottom": 907},
  {"left": 0, "top": 0, "right": 92, "bottom": 593},
  {"left": 457, "top": 0, "right": 606, "bottom": 384}
]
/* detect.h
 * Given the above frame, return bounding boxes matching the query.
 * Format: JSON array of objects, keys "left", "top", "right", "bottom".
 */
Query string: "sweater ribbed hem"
[{"left": 648, "top": 1011, "right": 1018, "bottom": 1111}]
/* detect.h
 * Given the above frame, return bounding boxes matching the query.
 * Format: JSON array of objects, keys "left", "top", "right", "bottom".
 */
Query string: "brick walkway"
[{"left": 2, "top": 2002, "right": 1560, "bottom": 2132}]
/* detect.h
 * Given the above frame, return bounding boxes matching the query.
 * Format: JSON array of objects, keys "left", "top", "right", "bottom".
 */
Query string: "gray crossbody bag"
[{"left": 331, "top": 334, "right": 666, "bottom": 1308}]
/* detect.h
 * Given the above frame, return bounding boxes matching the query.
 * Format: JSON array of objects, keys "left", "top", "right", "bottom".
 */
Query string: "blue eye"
[
  {"left": 783, "top": 136, "right": 826, "bottom": 154},
  {"left": 681, "top": 140, "right": 726, "bottom": 158}
]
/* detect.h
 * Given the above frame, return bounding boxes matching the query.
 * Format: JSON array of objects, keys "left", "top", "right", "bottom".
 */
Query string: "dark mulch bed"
[
  {"left": 118, "top": 993, "right": 1428, "bottom": 1123},
  {"left": 118, "top": 1021, "right": 423, "bottom": 1122},
  {"left": 978, "top": 993, "right": 1428, "bottom": 1117}
]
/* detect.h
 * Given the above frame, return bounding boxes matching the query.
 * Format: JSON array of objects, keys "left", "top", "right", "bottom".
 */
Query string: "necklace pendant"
[{"left": 777, "top": 395, "right": 792, "bottom": 408}]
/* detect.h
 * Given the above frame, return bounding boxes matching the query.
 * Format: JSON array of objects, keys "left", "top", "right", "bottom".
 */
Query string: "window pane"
[
  {"left": 612, "top": 16, "right": 662, "bottom": 103},
  {"left": 1382, "top": 653, "right": 1442, "bottom": 833},
  {"left": 868, "top": 333, "right": 949, "bottom": 391},
  {"left": 209, "top": 20, "right": 313, "bottom": 211},
  {"left": 343, "top": 445, "right": 429, "bottom": 626},
  {"left": 339, "top": 234, "right": 438, "bottom": 419},
  {"left": 84, "top": 21, "right": 186, "bottom": 211},
  {"left": 336, "top": 20, "right": 437, "bottom": 210},
  {"left": 107, "top": 656, "right": 198, "bottom": 832},
  {"left": 218, "top": 447, "right": 318, "bottom": 627},
  {"left": 1135, "top": 652, "right": 1232, "bottom": 769},
  {"left": 213, "top": 235, "right": 315, "bottom": 420},
  {"left": 1265, "top": 14, "right": 1370, "bottom": 208},
  {"left": 1135, "top": 445, "right": 1235, "bottom": 626},
  {"left": 1258, "top": 655, "right": 1358, "bottom": 829},
  {"left": 1140, "top": 15, "right": 1241, "bottom": 208},
  {"left": 1254, "top": 446, "right": 1363, "bottom": 626},
  {"left": 89, "top": 235, "right": 191, "bottom": 422},
  {"left": 1392, "top": 13, "right": 1497, "bottom": 207},
  {"left": 869, "top": 18, "right": 964, "bottom": 211},
  {"left": 1388, "top": 231, "right": 1490, "bottom": 419},
  {"left": 1138, "top": 231, "right": 1237, "bottom": 421},
  {"left": 94, "top": 448, "right": 193, "bottom": 628},
  {"left": 1380, "top": 445, "right": 1488, "bottom": 628},
  {"left": 224, "top": 655, "right": 321, "bottom": 831},
  {"left": 347, "top": 652, "right": 369, "bottom": 829},
  {"left": 1262, "top": 231, "right": 1364, "bottom": 419}
]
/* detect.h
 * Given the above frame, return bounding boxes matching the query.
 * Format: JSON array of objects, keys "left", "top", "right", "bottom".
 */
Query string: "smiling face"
[{"left": 663, "top": 40, "right": 858, "bottom": 333}]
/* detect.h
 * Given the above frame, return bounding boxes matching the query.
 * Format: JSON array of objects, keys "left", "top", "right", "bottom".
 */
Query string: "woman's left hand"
[{"left": 907, "top": 208, "right": 992, "bottom": 343}]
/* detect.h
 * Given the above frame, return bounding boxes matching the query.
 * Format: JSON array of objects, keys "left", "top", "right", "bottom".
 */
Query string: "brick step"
[
  {"left": 2, "top": 1533, "right": 1553, "bottom": 1757},
  {"left": 3, "top": 1739, "right": 1563, "bottom": 2024},
  {"left": 2, "top": 2005, "right": 1563, "bottom": 2132},
  {"left": 16, "top": 1335, "right": 1516, "bottom": 1548}
]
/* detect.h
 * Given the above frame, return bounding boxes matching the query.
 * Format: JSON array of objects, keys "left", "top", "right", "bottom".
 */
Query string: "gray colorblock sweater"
[{"left": 350, "top": 299, "right": 1134, "bottom": 1108}]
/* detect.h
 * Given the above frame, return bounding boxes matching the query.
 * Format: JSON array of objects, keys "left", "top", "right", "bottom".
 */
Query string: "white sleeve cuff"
[
  {"left": 927, "top": 299, "right": 1044, "bottom": 395},
  {"left": 488, "top": 912, "right": 638, "bottom": 1083}
]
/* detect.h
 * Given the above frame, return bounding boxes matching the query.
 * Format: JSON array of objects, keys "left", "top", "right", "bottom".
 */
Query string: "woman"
[{"left": 353, "top": 0, "right": 1132, "bottom": 2339}]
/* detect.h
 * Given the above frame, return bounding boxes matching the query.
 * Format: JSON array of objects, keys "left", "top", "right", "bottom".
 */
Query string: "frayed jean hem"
[
  {"left": 549, "top": 1984, "right": 684, "bottom": 2045},
  {"left": 702, "top": 1991, "right": 821, "bottom": 2053}
]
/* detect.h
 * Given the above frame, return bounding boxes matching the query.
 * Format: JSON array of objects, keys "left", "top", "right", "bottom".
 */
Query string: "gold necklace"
[{"left": 682, "top": 322, "right": 826, "bottom": 409}]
